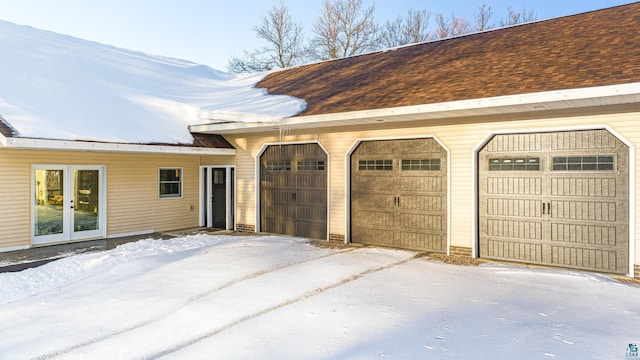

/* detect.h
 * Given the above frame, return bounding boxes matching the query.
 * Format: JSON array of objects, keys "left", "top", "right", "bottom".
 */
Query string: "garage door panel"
[
  {"left": 260, "top": 144, "right": 327, "bottom": 239},
  {"left": 487, "top": 177, "right": 542, "bottom": 195},
  {"left": 351, "top": 138, "right": 447, "bottom": 252},
  {"left": 398, "top": 212, "right": 444, "bottom": 231},
  {"left": 551, "top": 177, "right": 617, "bottom": 197},
  {"left": 485, "top": 239, "right": 543, "bottom": 263},
  {"left": 399, "top": 176, "right": 443, "bottom": 192},
  {"left": 398, "top": 231, "right": 445, "bottom": 252},
  {"left": 353, "top": 175, "right": 395, "bottom": 191},
  {"left": 487, "top": 219, "right": 543, "bottom": 240},
  {"left": 551, "top": 223, "right": 617, "bottom": 246},
  {"left": 551, "top": 246, "right": 618, "bottom": 272},
  {"left": 551, "top": 200, "right": 617, "bottom": 221},
  {"left": 479, "top": 129, "right": 628, "bottom": 274},
  {"left": 400, "top": 195, "right": 444, "bottom": 212},
  {"left": 352, "top": 210, "right": 394, "bottom": 227},
  {"left": 486, "top": 198, "right": 543, "bottom": 218}
]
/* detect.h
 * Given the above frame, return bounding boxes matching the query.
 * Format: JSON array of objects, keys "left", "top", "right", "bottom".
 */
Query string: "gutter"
[
  {"left": 0, "top": 136, "right": 236, "bottom": 155},
  {"left": 189, "top": 83, "right": 640, "bottom": 135}
]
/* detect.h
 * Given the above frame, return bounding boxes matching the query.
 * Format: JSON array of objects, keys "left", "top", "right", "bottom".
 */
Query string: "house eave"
[
  {"left": 0, "top": 137, "right": 236, "bottom": 155},
  {"left": 189, "top": 83, "right": 640, "bottom": 135}
]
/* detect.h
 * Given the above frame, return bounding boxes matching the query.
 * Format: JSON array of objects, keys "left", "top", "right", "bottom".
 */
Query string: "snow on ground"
[
  {"left": 0, "top": 235, "right": 638, "bottom": 359},
  {"left": 0, "top": 20, "right": 305, "bottom": 144}
]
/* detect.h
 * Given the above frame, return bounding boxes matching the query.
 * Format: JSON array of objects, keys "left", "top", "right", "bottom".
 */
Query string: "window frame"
[{"left": 159, "top": 167, "right": 183, "bottom": 199}]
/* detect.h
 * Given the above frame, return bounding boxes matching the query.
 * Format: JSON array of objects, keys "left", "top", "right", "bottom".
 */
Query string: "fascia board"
[
  {"left": 192, "top": 83, "right": 640, "bottom": 134},
  {"left": 2, "top": 137, "right": 236, "bottom": 155}
]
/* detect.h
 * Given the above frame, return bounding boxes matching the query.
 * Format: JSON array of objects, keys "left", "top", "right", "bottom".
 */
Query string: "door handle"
[
  {"left": 292, "top": 192, "right": 297, "bottom": 202},
  {"left": 542, "top": 202, "right": 551, "bottom": 216},
  {"left": 542, "top": 203, "right": 546, "bottom": 215}
]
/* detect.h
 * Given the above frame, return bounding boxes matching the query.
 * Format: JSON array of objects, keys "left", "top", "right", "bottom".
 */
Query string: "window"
[
  {"left": 297, "top": 161, "right": 325, "bottom": 171},
  {"left": 159, "top": 168, "right": 182, "bottom": 198},
  {"left": 552, "top": 156, "right": 614, "bottom": 171},
  {"left": 489, "top": 157, "right": 540, "bottom": 171},
  {"left": 402, "top": 159, "right": 441, "bottom": 171},
  {"left": 359, "top": 160, "right": 393, "bottom": 171},
  {"left": 266, "top": 161, "right": 291, "bottom": 171}
]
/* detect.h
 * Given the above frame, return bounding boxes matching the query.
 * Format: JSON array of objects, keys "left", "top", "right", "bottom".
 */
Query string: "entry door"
[
  {"left": 479, "top": 130, "right": 629, "bottom": 274},
  {"left": 201, "top": 166, "right": 235, "bottom": 230},
  {"left": 33, "top": 165, "right": 105, "bottom": 245}
]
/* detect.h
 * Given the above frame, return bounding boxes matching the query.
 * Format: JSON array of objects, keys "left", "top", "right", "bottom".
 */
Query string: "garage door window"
[
  {"left": 401, "top": 159, "right": 441, "bottom": 171},
  {"left": 359, "top": 160, "right": 393, "bottom": 171},
  {"left": 552, "top": 156, "right": 614, "bottom": 171},
  {"left": 488, "top": 157, "right": 540, "bottom": 171},
  {"left": 297, "top": 161, "right": 325, "bottom": 171},
  {"left": 266, "top": 161, "right": 291, "bottom": 171}
]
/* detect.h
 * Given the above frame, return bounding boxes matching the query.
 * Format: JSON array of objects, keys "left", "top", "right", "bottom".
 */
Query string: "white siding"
[{"left": 224, "top": 110, "right": 640, "bottom": 267}]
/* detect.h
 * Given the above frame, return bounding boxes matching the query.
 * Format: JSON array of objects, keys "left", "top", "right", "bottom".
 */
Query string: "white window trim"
[{"left": 159, "top": 167, "right": 183, "bottom": 199}]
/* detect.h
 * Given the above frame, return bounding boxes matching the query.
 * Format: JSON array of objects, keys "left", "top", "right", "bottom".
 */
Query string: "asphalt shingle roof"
[{"left": 258, "top": 3, "right": 640, "bottom": 116}]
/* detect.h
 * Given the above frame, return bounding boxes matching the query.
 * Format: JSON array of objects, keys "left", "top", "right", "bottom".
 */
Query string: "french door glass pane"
[
  {"left": 74, "top": 170, "right": 99, "bottom": 232},
  {"left": 34, "top": 169, "right": 64, "bottom": 236}
]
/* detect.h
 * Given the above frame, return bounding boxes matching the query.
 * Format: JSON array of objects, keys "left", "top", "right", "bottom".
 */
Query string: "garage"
[
  {"left": 479, "top": 129, "right": 629, "bottom": 274},
  {"left": 260, "top": 143, "right": 327, "bottom": 239},
  {"left": 350, "top": 138, "right": 447, "bottom": 252}
]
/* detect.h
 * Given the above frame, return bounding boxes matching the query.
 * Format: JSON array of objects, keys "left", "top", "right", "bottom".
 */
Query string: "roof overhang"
[
  {"left": 0, "top": 136, "right": 236, "bottom": 155},
  {"left": 190, "top": 83, "right": 640, "bottom": 135}
]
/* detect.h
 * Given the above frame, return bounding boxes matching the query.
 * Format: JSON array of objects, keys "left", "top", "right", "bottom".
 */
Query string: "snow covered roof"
[{"left": 0, "top": 20, "right": 305, "bottom": 145}]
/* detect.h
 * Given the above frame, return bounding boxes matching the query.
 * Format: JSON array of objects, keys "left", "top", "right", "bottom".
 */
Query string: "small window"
[
  {"left": 359, "top": 160, "right": 393, "bottom": 171},
  {"left": 489, "top": 157, "right": 540, "bottom": 171},
  {"left": 297, "top": 161, "right": 325, "bottom": 171},
  {"left": 266, "top": 161, "right": 291, "bottom": 171},
  {"left": 552, "top": 156, "right": 614, "bottom": 171},
  {"left": 159, "top": 168, "right": 182, "bottom": 198},
  {"left": 401, "top": 159, "right": 441, "bottom": 171}
]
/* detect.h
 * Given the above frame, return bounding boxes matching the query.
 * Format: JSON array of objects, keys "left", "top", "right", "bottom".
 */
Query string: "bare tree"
[
  {"left": 310, "top": 0, "right": 380, "bottom": 60},
  {"left": 500, "top": 6, "right": 537, "bottom": 26},
  {"left": 381, "top": 7, "right": 430, "bottom": 48},
  {"left": 227, "top": 0, "right": 307, "bottom": 73},
  {"left": 474, "top": 2, "right": 494, "bottom": 31},
  {"left": 433, "top": 13, "right": 470, "bottom": 39}
]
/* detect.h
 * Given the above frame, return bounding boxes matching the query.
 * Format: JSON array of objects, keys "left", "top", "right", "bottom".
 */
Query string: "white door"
[{"left": 33, "top": 165, "right": 106, "bottom": 245}]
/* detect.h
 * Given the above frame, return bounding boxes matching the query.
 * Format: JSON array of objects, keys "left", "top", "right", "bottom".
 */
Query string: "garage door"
[
  {"left": 479, "top": 129, "right": 629, "bottom": 274},
  {"left": 351, "top": 138, "right": 447, "bottom": 252},
  {"left": 260, "top": 143, "right": 327, "bottom": 239}
]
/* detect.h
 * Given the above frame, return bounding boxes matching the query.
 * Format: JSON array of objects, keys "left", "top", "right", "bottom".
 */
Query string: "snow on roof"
[{"left": 0, "top": 20, "right": 305, "bottom": 144}]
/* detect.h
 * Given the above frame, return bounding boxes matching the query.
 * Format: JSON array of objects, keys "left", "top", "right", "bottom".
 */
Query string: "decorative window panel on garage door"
[
  {"left": 479, "top": 129, "right": 629, "bottom": 274},
  {"left": 351, "top": 138, "right": 447, "bottom": 252},
  {"left": 260, "top": 143, "right": 327, "bottom": 239}
]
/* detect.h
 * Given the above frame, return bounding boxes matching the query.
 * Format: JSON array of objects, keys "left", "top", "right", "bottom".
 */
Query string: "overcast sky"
[{"left": 0, "top": 0, "right": 634, "bottom": 72}]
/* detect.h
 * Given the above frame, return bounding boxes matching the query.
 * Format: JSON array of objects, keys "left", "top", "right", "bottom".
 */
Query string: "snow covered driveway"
[{"left": 0, "top": 235, "right": 639, "bottom": 359}]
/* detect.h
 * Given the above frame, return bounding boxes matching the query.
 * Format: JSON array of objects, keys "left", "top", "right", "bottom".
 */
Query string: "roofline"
[
  {"left": 190, "top": 83, "right": 640, "bottom": 135},
  {"left": 0, "top": 136, "right": 236, "bottom": 155}
]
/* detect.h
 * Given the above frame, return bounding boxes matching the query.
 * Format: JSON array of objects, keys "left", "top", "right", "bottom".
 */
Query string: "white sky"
[{"left": 0, "top": 0, "right": 634, "bottom": 71}]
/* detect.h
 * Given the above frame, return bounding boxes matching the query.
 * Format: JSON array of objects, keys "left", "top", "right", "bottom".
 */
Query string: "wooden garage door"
[
  {"left": 479, "top": 129, "right": 629, "bottom": 274},
  {"left": 351, "top": 138, "right": 447, "bottom": 252},
  {"left": 260, "top": 144, "right": 327, "bottom": 239}
]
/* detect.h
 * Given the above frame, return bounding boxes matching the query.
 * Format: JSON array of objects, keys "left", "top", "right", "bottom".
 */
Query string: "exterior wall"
[
  {"left": 222, "top": 108, "right": 640, "bottom": 273},
  {"left": 0, "top": 149, "right": 202, "bottom": 249}
]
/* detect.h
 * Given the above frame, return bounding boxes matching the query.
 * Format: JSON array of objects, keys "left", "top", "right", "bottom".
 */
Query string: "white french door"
[{"left": 32, "top": 165, "right": 106, "bottom": 245}]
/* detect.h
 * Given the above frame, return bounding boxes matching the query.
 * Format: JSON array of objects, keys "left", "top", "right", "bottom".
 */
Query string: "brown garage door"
[
  {"left": 351, "top": 138, "right": 447, "bottom": 252},
  {"left": 260, "top": 143, "right": 327, "bottom": 239},
  {"left": 479, "top": 129, "right": 629, "bottom": 274}
]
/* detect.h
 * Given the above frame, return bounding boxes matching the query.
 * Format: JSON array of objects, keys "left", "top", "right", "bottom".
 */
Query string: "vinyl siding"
[
  {"left": 0, "top": 149, "right": 202, "bottom": 249},
  {"left": 223, "top": 109, "right": 640, "bottom": 265}
]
